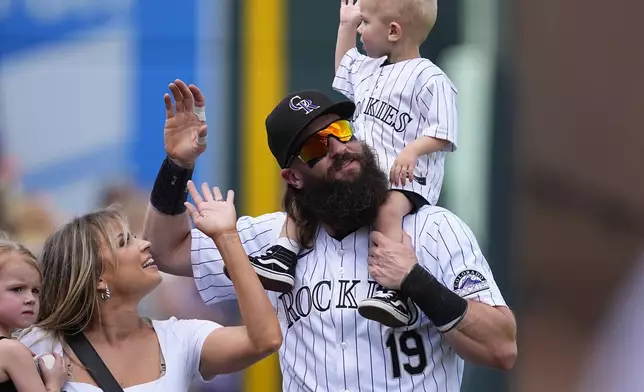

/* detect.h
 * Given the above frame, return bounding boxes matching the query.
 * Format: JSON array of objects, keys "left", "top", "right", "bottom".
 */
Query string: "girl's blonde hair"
[
  {"left": 31, "top": 205, "right": 129, "bottom": 337},
  {"left": 0, "top": 231, "right": 40, "bottom": 276}
]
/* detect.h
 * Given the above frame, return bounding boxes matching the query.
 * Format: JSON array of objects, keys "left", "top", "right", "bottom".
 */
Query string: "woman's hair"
[
  {"left": 0, "top": 231, "right": 40, "bottom": 276},
  {"left": 31, "top": 205, "right": 129, "bottom": 336}
]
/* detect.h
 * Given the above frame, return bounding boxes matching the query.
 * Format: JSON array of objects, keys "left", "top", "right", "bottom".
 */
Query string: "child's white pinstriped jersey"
[{"left": 333, "top": 48, "right": 459, "bottom": 205}]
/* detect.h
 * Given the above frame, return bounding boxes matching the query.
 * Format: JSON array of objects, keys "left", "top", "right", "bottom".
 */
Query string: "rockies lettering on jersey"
[
  {"left": 191, "top": 210, "right": 507, "bottom": 392},
  {"left": 279, "top": 279, "right": 382, "bottom": 329},
  {"left": 358, "top": 97, "right": 414, "bottom": 132},
  {"left": 333, "top": 48, "right": 459, "bottom": 205}
]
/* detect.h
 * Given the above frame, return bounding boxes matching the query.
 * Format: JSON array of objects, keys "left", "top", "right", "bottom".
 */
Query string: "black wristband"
[
  {"left": 150, "top": 156, "right": 194, "bottom": 215},
  {"left": 400, "top": 264, "right": 468, "bottom": 332}
]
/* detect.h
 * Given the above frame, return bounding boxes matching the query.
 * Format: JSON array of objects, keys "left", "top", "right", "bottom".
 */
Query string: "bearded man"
[{"left": 144, "top": 79, "right": 517, "bottom": 392}]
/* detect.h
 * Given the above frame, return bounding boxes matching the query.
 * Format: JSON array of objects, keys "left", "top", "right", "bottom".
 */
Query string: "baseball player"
[
  {"left": 144, "top": 80, "right": 517, "bottom": 392},
  {"left": 240, "top": 0, "right": 458, "bottom": 328}
]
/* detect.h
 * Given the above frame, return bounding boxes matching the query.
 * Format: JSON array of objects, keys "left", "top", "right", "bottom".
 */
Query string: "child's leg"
[
  {"left": 224, "top": 215, "right": 300, "bottom": 293},
  {"left": 374, "top": 191, "right": 414, "bottom": 243},
  {"left": 358, "top": 191, "right": 414, "bottom": 328}
]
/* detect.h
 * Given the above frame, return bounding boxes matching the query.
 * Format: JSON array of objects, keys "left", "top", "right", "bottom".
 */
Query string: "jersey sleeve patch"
[{"left": 453, "top": 269, "right": 490, "bottom": 297}]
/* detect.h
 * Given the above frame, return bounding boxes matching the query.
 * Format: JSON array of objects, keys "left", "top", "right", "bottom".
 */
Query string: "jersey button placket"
[
  {"left": 336, "top": 241, "right": 347, "bottom": 391},
  {"left": 338, "top": 244, "right": 345, "bottom": 276}
]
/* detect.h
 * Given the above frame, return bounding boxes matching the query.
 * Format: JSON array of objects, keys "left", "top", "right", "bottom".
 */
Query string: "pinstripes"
[
  {"left": 366, "top": 320, "right": 376, "bottom": 391},
  {"left": 332, "top": 48, "right": 458, "bottom": 206},
  {"left": 379, "top": 325, "right": 390, "bottom": 392},
  {"left": 286, "top": 285, "right": 298, "bottom": 392},
  {"left": 425, "top": 325, "right": 445, "bottom": 390},
  {"left": 367, "top": 68, "right": 385, "bottom": 152},
  {"left": 414, "top": 214, "right": 438, "bottom": 392},
  {"left": 340, "top": 240, "right": 348, "bottom": 391},
  {"left": 320, "top": 235, "right": 330, "bottom": 391},
  {"left": 300, "top": 254, "right": 312, "bottom": 388},
  {"left": 436, "top": 336, "right": 450, "bottom": 392},
  {"left": 351, "top": 234, "right": 362, "bottom": 390},
  {"left": 380, "top": 62, "right": 402, "bottom": 173},
  {"left": 190, "top": 206, "right": 505, "bottom": 391},
  {"left": 379, "top": 60, "right": 415, "bottom": 173}
]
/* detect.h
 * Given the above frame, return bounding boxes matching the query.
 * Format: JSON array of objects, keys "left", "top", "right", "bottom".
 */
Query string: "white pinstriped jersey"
[
  {"left": 191, "top": 206, "right": 506, "bottom": 392},
  {"left": 332, "top": 48, "right": 458, "bottom": 205}
]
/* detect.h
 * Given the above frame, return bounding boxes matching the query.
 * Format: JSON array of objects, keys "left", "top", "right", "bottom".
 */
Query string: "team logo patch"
[
  {"left": 453, "top": 270, "right": 489, "bottom": 297},
  {"left": 289, "top": 95, "right": 320, "bottom": 114}
]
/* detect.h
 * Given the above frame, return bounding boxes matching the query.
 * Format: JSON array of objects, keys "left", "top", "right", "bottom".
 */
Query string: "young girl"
[{"left": 0, "top": 233, "right": 66, "bottom": 392}]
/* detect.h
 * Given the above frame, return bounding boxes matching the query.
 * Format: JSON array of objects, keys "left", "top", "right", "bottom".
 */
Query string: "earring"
[{"left": 101, "top": 285, "right": 111, "bottom": 301}]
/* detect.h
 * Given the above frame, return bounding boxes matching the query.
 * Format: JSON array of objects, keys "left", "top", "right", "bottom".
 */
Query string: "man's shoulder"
[
  {"left": 229, "top": 211, "right": 286, "bottom": 234},
  {"left": 235, "top": 211, "right": 286, "bottom": 231},
  {"left": 402, "top": 205, "right": 467, "bottom": 237},
  {"left": 405, "top": 204, "right": 453, "bottom": 223}
]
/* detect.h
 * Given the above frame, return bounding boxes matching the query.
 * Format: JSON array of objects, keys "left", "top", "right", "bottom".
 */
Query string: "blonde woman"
[{"left": 20, "top": 182, "right": 282, "bottom": 391}]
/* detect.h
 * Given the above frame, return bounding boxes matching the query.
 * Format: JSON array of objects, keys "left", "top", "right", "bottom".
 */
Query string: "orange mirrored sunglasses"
[{"left": 292, "top": 120, "right": 355, "bottom": 167}]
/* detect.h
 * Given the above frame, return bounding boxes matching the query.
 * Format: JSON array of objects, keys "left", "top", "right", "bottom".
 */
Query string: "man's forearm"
[
  {"left": 142, "top": 204, "right": 193, "bottom": 277},
  {"left": 142, "top": 156, "right": 195, "bottom": 277},
  {"left": 335, "top": 23, "right": 358, "bottom": 72},
  {"left": 443, "top": 302, "right": 517, "bottom": 370},
  {"left": 400, "top": 264, "right": 517, "bottom": 370}
]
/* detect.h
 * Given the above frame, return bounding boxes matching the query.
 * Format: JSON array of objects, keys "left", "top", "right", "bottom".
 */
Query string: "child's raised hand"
[{"left": 340, "top": 0, "right": 362, "bottom": 27}]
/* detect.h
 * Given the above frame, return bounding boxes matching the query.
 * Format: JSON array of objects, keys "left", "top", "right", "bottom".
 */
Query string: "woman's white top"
[{"left": 20, "top": 317, "right": 221, "bottom": 391}]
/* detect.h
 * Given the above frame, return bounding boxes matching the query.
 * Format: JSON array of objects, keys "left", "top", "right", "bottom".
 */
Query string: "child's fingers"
[
  {"left": 392, "top": 165, "right": 403, "bottom": 186},
  {"left": 184, "top": 202, "right": 199, "bottom": 222},
  {"left": 407, "top": 164, "right": 415, "bottom": 182}
]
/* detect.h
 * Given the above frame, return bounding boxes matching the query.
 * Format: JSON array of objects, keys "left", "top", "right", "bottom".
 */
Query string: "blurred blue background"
[{"left": 0, "top": 0, "right": 229, "bottom": 212}]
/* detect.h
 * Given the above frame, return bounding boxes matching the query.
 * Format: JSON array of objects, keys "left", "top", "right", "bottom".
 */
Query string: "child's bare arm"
[
  {"left": 1, "top": 340, "right": 67, "bottom": 392},
  {"left": 375, "top": 191, "right": 414, "bottom": 243},
  {"left": 335, "top": 1, "right": 362, "bottom": 72},
  {"left": 407, "top": 135, "right": 451, "bottom": 156},
  {"left": 390, "top": 136, "right": 451, "bottom": 186},
  {"left": 0, "top": 340, "right": 59, "bottom": 391}
]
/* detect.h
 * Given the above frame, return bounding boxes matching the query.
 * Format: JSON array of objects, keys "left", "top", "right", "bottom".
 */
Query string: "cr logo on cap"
[{"left": 289, "top": 95, "right": 320, "bottom": 114}]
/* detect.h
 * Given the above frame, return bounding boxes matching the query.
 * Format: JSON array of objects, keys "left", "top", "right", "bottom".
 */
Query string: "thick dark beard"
[{"left": 288, "top": 142, "right": 389, "bottom": 238}]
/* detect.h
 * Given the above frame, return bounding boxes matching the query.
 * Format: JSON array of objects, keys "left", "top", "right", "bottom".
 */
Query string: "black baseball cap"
[{"left": 266, "top": 90, "right": 356, "bottom": 168}]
